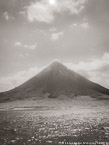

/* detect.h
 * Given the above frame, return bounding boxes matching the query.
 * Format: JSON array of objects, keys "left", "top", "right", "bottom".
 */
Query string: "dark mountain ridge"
[{"left": 0, "top": 61, "right": 109, "bottom": 102}]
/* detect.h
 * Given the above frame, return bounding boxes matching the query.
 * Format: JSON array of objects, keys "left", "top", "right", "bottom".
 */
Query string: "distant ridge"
[{"left": 0, "top": 61, "right": 109, "bottom": 102}]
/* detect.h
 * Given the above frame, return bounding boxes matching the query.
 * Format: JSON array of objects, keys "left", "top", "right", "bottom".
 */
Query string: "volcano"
[{"left": 0, "top": 61, "right": 109, "bottom": 102}]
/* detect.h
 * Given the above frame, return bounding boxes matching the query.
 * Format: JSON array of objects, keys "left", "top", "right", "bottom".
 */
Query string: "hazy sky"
[{"left": 0, "top": 0, "right": 109, "bottom": 92}]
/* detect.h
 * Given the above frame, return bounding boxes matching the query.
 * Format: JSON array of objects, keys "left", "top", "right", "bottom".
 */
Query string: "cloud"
[
  {"left": 80, "top": 22, "right": 89, "bottom": 29},
  {"left": 19, "top": 11, "right": 26, "bottom": 17},
  {"left": 19, "top": 53, "right": 30, "bottom": 58},
  {"left": 64, "top": 52, "right": 109, "bottom": 89},
  {"left": 14, "top": 41, "right": 37, "bottom": 50},
  {"left": 25, "top": 53, "right": 29, "bottom": 57},
  {"left": 51, "top": 32, "right": 63, "bottom": 41},
  {"left": 27, "top": 0, "right": 86, "bottom": 23},
  {"left": 24, "top": 44, "right": 37, "bottom": 50},
  {"left": 3, "top": 11, "right": 15, "bottom": 21},
  {"left": 19, "top": 54, "right": 24, "bottom": 58},
  {"left": 49, "top": 27, "right": 57, "bottom": 32},
  {"left": 72, "top": 23, "right": 78, "bottom": 27},
  {"left": 0, "top": 61, "right": 58, "bottom": 92},
  {"left": 27, "top": 1, "right": 54, "bottom": 23},
  {"left": 0, "top": 66, "right": 41, "bottom": 92},
  {"left": 15, "top": 41, "right": 22, "bottom": 47},
  {"left": 71, "top": 22, "right": 89, "bottom": 29}
]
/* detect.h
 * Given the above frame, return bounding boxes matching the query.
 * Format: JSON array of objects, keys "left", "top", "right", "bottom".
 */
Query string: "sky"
[{"left": 0, "top": 0, "right": 109, "bottom": 92}]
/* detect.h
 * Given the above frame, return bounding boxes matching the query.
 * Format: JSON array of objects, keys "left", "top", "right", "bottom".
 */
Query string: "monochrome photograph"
[{"left": 0, "top": 0, "right": 109, "bottom": 145}]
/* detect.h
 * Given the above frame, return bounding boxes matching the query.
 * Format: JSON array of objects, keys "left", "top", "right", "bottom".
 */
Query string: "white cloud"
[
  {"left": 64, "top": 52, "right": 109, "bottom": 89},
  {"left": 51, "top": 32, "right": 63, "bottom": 41},
  {"left": 71, "top": 22, "right": 89, "bottom": 29},
  {"left": 15, "top": 41, "right": 22, "bottom": 47},
  {"left": 14, "top": 41, "right": 37, "bottom": 50},
  {"left": 27, "top": 2, "right": 54, "bottom": 23},
  {"left": 25, "top": 53, "right": 29, "bottom": 56},
  {"left": 49, "top": 27, "right": 57, "bottom": 32},
  {"left": 0, "top": 66, "right": 42, "bottom": 92},
  {"left": 24, "top": 44, "right": 37, "bottom": 50},
  {"left": 27, "top": 0, "right": 86, "bottom": 23},
  {"left": 72, "top": 23, "right": 78, "bottom": 27},
  {"left": 49, "top": 0, "right": 56, "bottom": 5},
  {"left": 19, "top": 11, "right": 26, "bottom": 17},
  {"left": 3, "top": 11, "right": 15, "bottom": 21},
  {"left": 102, "top": 52, "right": 109, "bottom": 61},
  {"left": 19, "top": 53, "right": 30, "bottom": 58},
  {"left": 19, "top": 54, "right": 24, "bottom": 58},
  {"left": 80, "top": 22, "right": 89, "bottom": 29}
]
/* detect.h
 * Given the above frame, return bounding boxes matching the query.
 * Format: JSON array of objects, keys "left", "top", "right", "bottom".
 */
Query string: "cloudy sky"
[{"left": 0, "top": 0, "right": 109, "bottom": 92}]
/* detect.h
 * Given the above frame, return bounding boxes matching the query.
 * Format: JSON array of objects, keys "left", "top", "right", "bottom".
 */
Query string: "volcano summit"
[{"left": 0, "top": 61, "right": 109, "bottom": 102}]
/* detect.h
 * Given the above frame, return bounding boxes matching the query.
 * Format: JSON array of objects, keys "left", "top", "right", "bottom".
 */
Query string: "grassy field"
[{"left": 0, "top": 96, "right": 109, "bottom": 145}]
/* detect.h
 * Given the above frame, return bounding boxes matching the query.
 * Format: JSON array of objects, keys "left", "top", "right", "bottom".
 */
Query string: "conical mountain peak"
[
  {"left": 0, "top": 61, "right": 109, "bottom": 102},
  {"left": 49, "top": 60, "right": 64, "bottom": 67},
  {"left": 45, "top": 60, "right": 67, "bottom": 73}
]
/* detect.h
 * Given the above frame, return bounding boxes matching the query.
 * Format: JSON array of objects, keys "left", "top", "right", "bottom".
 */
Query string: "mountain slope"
[{"left": 0, "top": 61, "right": 109, "bottom": 102}]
